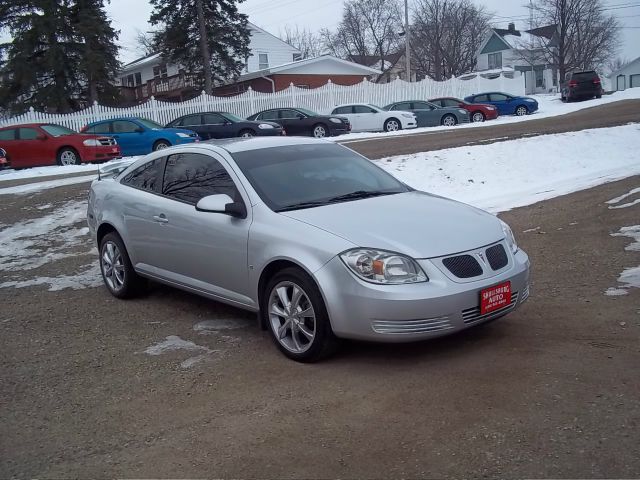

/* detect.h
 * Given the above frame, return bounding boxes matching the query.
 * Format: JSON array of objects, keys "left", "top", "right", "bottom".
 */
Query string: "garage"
[{"left": 609, "top": 55, "right": 640, "bottom": 91}]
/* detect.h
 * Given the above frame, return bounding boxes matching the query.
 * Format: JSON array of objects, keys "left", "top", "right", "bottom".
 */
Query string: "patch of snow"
[
  {"left": 612, "top": 225, "right": 640, "bottom": 252},
  {"left": 373, "top": 124, "right": 640, "bottom": 213},
  {"left": 606, "top": 186, "right": 640, "bottom": 206},
  {"left": 522, "top": 227, "right": 540, "bottom": 233},
  {"left": 329, "top": 88, "right": 640, "bottom": 143},
  {"left": 0, "top": 261, "right": 102, "bottom": 291},
  {"left": 604, "top": 287, "right": 629, "bottom": 296},
  {"left": 36, "top": 203, "right": 53, "bottom": 210},
  {"left": 193, "top": 319, "right": 249, "bottom": 333},
  {"left": 605, "top": 225, "right": 640, "bottom": 296},
  {"left": 180, "top": 354, "right": 212, "bottom": 369},
  {"left": 0, "top": 175, "right": 97, "bottom": 196},
  {"left": 0, "top": 156, "right": 140, "bottom": 182},
  {"left": 143, "top": 335, "right": 211, "bottom": 356}
]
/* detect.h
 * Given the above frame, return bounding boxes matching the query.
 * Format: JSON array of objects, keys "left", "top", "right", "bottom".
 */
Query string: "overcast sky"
[{"left": 109, "top": 0, "right": 639, "bottom": 65}]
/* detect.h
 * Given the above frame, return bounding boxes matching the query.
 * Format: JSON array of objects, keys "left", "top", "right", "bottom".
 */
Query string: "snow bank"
[{"left": 374, "top": 124, "right": 640, "bottom": 213}]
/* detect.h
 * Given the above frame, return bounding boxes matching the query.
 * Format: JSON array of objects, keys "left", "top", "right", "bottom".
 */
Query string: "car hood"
[{"left": 280, "top": 191, "right": 504, "bottom": 259}]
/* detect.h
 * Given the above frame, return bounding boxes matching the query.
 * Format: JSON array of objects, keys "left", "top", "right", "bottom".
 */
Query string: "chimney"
[{"left": 508, "top": 22, "right": 516, "bottom": 33}]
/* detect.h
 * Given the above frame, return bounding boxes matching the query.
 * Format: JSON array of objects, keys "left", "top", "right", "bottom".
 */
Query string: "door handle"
[{"left": 153, "top": 214, "right": 169, "bottom": 224}]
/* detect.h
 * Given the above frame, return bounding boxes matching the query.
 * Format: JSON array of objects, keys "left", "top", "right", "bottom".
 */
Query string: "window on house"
[
  {"left": 293, "top": 53, "right": 302, "bottom": 62},
  {"left": 153, "top": 64, "right": 168, "bottom": 79},
  {"left": 122, "top": 74, "right": 134, "bottom": 87},
  {"left": 535, "top": 69, "right": 544, "bottom": 88},
  {"left": 135, "top": 72, "right": 142, "bottom": 86},
  {"left": 488, "top": 52, "right": 502, "bottom": 70},
  {"left": 258, "top": 53, "right": 269, "bottom": 70}
]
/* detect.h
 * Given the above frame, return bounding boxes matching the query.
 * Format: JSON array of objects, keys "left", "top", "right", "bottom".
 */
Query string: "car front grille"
[
  {"left": 98, "top": 137, "right": 117, "bottom": 146},
  {"left": 371, "top": 316, "right": 452, "bottom": 334},
  {"left": 462, "top": 291, "right": 519, "bottom": 324},
  {"left": 486, "top": 244, "right": 508, "bottom": 270},
  {"left": 442, "top": 255, "right": 483, "bottom": 278}
]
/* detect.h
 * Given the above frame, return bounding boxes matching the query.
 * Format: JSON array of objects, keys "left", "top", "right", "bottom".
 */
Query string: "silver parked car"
[{"left": 88, "top": 137, "right": 530, "bottom": 362}]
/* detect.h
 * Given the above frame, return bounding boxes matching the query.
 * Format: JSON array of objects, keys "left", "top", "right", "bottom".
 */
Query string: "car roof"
[
  {"left": 0, "top": 123, "right": 60, "bottom": 129},
  {"left": 88, "top": 117, "right": 145, "bottom": 124},
  {"left": 200, "top": 136, "right": 327, "bottom": 154}
]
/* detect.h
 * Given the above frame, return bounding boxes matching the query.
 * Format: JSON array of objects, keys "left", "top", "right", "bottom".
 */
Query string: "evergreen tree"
[
  {"left": 149, "top": 0, "right": 251, "bottom": 94},
  {"left": 0, "top": 0, "right": 120, "bottom": 113}
]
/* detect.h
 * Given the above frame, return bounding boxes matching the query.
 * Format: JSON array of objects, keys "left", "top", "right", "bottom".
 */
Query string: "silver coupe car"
[{"left": 88, "top": 137, "right": 530, "bottom": 362}]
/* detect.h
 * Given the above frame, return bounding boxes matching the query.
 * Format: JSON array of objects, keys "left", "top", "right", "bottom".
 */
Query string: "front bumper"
[
  {"left": 485, "top": 109, "right": 499, "bottom": 120},
  {"left": 80, "top": 146, "right": 122, "bottom": 163},
  {"left": 314, "top": 247, "right": 530, "bottom": 342}
]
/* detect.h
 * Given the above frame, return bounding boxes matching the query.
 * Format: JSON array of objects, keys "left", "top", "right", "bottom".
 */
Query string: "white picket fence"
[{"left": 0, "top": 73, "right": 525, "bottom": 131}]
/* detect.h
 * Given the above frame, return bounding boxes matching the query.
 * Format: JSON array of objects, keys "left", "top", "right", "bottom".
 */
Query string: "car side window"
[
  {"left": 89, "top": 122, "right": 111, "bottom": 134},
  {"left": 121, "top": 157, "right": 163, "bottom": 192},
  {"left": 0, "top": 129, "right": 17, "bottom": 140},
  {"left": 473, "top": 94, "right": 489, "bottom": 102},
  {"left": 258, "top": 111, "right": 278, "bottom": 121},
  {"left": 203, "top": 113, "right": 225, "bottom": 124},
  {"left": 280, "top": 109, "right": 301, "bottom": 119},
  {"left": 413, "top": 102, "right": 432, "bottom": 110},
  {"left": 18, "top": 128, "right": 40, "bottom": 140},
  {"left": 353, "top": 105, "right": 376, "bottom": 114},
  {"left": 443, "top": 99, "right": 459, "bottom": 107},
  {"left": 182, "top": 115, "right": 202, "bottom": 126},
  {"left": 113, "top": 121, "right": 139, "bottom": 133},
  {"left": 332, "top": 106, "right": 352, "bottom": 115},
  {"left": 162, "top": 153, "right": 239, "bottom": 205},
  {"left": 490, "top": 93, "right": 509, "bottom": 101},
  {"left": 392, "top": 102, "right": 412, "bottom": 111}
]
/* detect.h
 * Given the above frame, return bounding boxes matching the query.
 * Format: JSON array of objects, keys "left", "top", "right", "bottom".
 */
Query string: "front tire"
[
  {"left": 312, "top": 124, "right": 328, "bottom": 138},
  {"left": 515, "top": 105, "right": 528, "bottom": 116},
  {"left": 263, "top": 267, "right": 338, "bottom": 362},
  {"left": 441, "top": 114, "right": 457, "bottom": 126},
  {"left": 153, "top": 140, "right": 170, "bottom": 151},
  {"left": 99, "top": 232, "right": 146, "bottom": 299},
  {"left": 239, "top": 129, "right": 255, "bottom": 138},
  {"left": 384, "top": 118, "right": 401, "bottom": 132},
  {"left": 471, "top": 111, "right": 485, "bottom": 123},
  {"left": 57, "top": 147, "right": 80, "bottom": 166}
]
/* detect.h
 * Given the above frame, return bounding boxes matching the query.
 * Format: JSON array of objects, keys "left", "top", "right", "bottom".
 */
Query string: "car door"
[
  {"left": 278, "top": 109, "right": 305, "bottom": 136},
  {"left": 203, "top": 113, "right": 235, "bottom": 139},
  {"left": 488, "top": 93, "right": 512, "bottom": 115},
  {"left": 353, "top": 105, "right": 379, "bottom": 131},
  {"left": 179, "top": 114, "right": 208, "bottom": 139},
  {"left": 411, "top": 102, "right": 439, "bottom": 127},
  {"left": 0, "top": 128, "right": 21, "bottom": 166},
  {"left": 331, "top": 106, "right": 357, "bottom": 131},
  {"left": 471, "top": 94, "right": 490, "bottom": 106},
  {"left": 150, "top": 151, "right": 251, "bottom": 304},
  {"left": 257, "top": 110, "right": 283, "bottom": 133},
  {"left": 111, "top": 120, "right": 146, "bottom": 155},
  {"left": 16, "top": 127, "right": 47, "bottom": 167}
]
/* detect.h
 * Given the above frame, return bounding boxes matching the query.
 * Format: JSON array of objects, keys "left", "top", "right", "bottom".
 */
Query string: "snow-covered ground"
[
  {"left": 373, "top": 124, "right": 640, "bottom": 213},
  {"left": 332, "top": 88, "right": 640, "bottom": 144}
]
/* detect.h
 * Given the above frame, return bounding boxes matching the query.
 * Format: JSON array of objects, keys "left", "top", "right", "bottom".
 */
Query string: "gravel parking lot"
[{"left": 1, "top": 162, "right": 639, "bottom": 477}]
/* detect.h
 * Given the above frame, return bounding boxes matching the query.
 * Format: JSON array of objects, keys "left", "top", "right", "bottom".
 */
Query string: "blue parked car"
[
  {"left": 464, "top": 92, "right": 539, "bottom": 116},
  {"left": 82, "top": 117, "right": 199, "bottom": 156}
]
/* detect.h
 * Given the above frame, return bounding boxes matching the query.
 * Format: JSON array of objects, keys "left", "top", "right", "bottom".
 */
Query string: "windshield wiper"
[
  {"left": 326, "top": 190, "right": 393, "bottom": 203},
  {"left": 276, "top": 200, "right": 331, "bottom": 212}
]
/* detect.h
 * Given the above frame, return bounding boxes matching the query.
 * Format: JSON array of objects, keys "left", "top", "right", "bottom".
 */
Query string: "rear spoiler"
[{"left": 98, "top": 159, "right": 135, "bottom": 180}]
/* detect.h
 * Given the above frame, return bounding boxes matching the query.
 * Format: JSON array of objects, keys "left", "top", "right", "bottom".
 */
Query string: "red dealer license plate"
[{"left": 480, "top": 281, "right": 511, "bottom": 315}]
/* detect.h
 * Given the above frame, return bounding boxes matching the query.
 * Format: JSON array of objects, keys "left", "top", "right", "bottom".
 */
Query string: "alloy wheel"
[
  {"left": 241, "top": 131, "right": 253, "bottom": 138},
  {"left": 155, "top": 142, "right": 169, "bottom": 151},
  {"left": 386, "top": 120, "right": 400, "bottom": 132},
  {"left": 101, "top": 241, "right": 125, "bottom": 292},
  {"left": 313, "top": 126, "right": 327, "bottom": 138},
  {"left": 516, "top": 106, "right": 528, "bottom": 116},
  {"left": 443, "top": 115, "right": 456, "bottom": 127},
  {"left": 60, "top": 150, "right": 77, "bottom": 165},
  {"left": 268, "top": 281, "right": 316, "bottom": 354},
  {"left": 472, "top": 112, "right": 485, "bottom": 122}
]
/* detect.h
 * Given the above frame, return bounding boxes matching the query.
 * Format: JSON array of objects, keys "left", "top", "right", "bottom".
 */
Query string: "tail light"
[
  {"left": 593, "top": 78, "right": 601, "bottom": 85},
  {"left": 568, "top": 80, "right": 578, "bottom": 87}
]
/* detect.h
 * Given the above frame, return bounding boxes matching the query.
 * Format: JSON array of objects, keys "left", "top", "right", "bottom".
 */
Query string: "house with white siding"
[
  {"left": 476, "top": 23, "right": 558, "bottom": 94},
  {"left": 119, "top": 22, "right": 301, "bottom": 103},
  {"left": 608, "top": 56, "right": 640, "bottom": 91}
]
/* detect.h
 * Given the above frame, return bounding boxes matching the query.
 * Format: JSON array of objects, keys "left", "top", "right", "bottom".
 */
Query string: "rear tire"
[
  {"left": 153, "top": 140, "right": 170, "bottom": 151},
  {"left": 99, "top": 232, "right": 146, "bottom": 299},
  {"left": 471, "top": 111, "right": 485, "bottom": 123},
  {"left": 441, "top": 114, "right": 457, "bottom": 126},
  {"left": 515, "top": 105, "right": 528, "bottom": 116},
  {"left": 262, "top": 267, "right": 339, "bottom": 362},
  {"left": 56, "top": 147, "right": 80, "bottom": 166}
]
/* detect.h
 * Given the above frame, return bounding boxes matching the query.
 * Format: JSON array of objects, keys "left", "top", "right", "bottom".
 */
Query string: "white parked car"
[{"left": 330, "top": 103, "right": 417, "bottom": 133}]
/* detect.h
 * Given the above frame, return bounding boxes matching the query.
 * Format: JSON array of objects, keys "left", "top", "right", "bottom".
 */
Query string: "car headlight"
[
  {"left": 82, "top": 139, "right": 100, "bottom": 146},
  {"left": 458, "top": 109, "right": 467, "bottom": 114},
  {"left": 258, "top": 123, "right": 274, "bottom": 129},
  {"left": 176, "top": 132, "right": 191, "bottom": 138},
  {"left": 500, "top": 220, "right": 518, "bottom": 254},
  {"left": 401, "top": 113, "right": 414, "bottom": 119},
  {"left": 340, "top": 249, "right": 428, "bottom": 284},
  {"left": 329, "top": 117, "right": 342, "bottom": 124}
]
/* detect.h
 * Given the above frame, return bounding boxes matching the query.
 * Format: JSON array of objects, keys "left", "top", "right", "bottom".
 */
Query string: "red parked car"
[
  {"left": 429, "top": 97, "right": 499, "bottom": 123},
  {"left": 0, "top": 123, "right": 121, "bottom": 168}
]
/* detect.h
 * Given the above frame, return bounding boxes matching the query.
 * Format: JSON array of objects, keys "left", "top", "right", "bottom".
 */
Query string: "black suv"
[{"left": 561, "top": 71, "right": 602, "bottom": 102}]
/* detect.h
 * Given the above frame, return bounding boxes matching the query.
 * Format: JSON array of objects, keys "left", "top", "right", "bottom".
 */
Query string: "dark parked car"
[
  {"left": 383, "top": 100, "right": 470, "bottom": 127},
  {"left": 464, "top": 92, "right": 539, "bottom": 116},
  {"left": 166, "top": 111, "right": 284, "bottom": 140},
  {"left": 561, "top": 71, "right": 602, "bottom": 102},
  {"left": 0, "top": 123, "right": 121, "bottom": 168},
  {"left": 429, "top": 97, "right": 499, "bottom": 123},
  {"left": 247, "top": 108, "right": 350, "bottom": 138}
]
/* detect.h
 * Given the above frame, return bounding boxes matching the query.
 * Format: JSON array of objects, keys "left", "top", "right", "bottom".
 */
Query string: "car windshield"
[
  {"left": 41, "top": 124, "right": 77, "bottom": 137},
  {"left": 367, "top": 104, "right": 382, "bottom": 111},
  {"left": 136, "top": 118, "right": 164, "bottom": 130},
  {"left": 232, "top": 143, "right": 410, "bottom": 212},
  {"left": 296, "top": 108, "right": 319, "bottom": 117},
  {"left": 221, "top": 112, "right": 244, "bottom": 122}
]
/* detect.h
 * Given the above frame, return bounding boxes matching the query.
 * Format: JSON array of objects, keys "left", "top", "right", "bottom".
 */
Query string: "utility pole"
[{"left": 404, "top": 0, "right": 411, "bottom": 81}]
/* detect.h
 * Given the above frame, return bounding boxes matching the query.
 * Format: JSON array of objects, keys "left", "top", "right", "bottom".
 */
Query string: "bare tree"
[
  {"left": 134, "top": 29, "right": 159, "bottom": 57},
  {"left": 280, "top": 25, "right": 324, "bottom": 59},
  {"left": 411, "top": 0, "right": 490, "bottom": 81},
  {"left": 606, "top": 56, "right": 628, "bottom": 74},
  {"left": 533, "top": 0, "right": 620, "bottom": 81},
  {"left": 321, "top": 0, "right": 403, "bottom": 72}
]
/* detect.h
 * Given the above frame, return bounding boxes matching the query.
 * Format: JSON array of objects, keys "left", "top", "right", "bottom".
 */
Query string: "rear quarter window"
[{"left": 0, "top": 129, "right": 16, "bottom": 140}]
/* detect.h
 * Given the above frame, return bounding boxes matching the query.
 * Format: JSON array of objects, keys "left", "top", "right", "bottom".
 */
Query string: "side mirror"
[
  {"left": 37, "top": 134, "right": 47, "bottom": 141},
  {"left": 196, "top": 194, "right": 247, "bottom": 219},
  {"left": 297, "top": 114, "right": 305, "bottom": 119}
]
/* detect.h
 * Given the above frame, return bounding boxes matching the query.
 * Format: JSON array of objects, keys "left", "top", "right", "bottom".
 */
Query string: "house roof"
[
  {"left": 229, "top": 54, "right": 382, "bottom": 83},
  {"left": 608, "top": 56, "right": 640, "bottom": 77},
  {"left": 349, "top": 51, "right": 403, "bottom": 71},
  {"left": 480, "top": 24, "right": 556, "bottom": 54}
]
